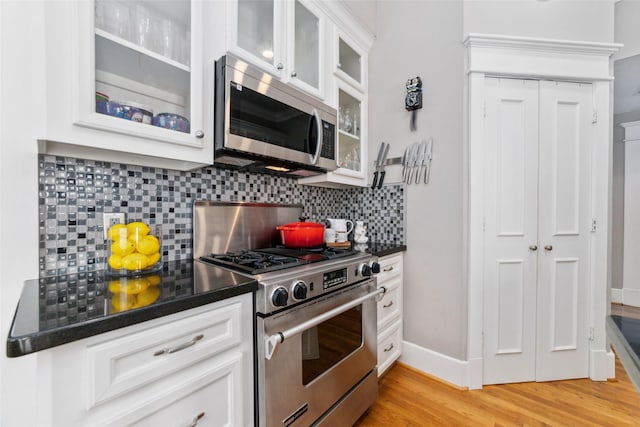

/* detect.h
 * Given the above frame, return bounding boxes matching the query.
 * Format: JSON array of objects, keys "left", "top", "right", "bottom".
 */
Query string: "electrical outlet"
[{"left": 103, "top": 213, "right": 125, "bottom": 239}]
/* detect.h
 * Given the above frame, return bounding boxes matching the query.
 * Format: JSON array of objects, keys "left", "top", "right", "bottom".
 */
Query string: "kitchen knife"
[
  {"left": 401, "top": 146, "right": 409, "bottom": 183},
  {"left": 424, "top": 137, "right": 433, "bottom": 184},
  {"left": 404, "top": 143, "right": 414, "bottom": 184},
  {"left": 408, "top": 143, "right": 419, "bottom": 184},
  {"left": 377, "top": 142, "right": 390, "bottom": 189},
  {"left": 415, "top": 140, "right": 426, "bottom": 184},
  {"left": 372, "top": 142, "right": 385, "bottom": 189}
]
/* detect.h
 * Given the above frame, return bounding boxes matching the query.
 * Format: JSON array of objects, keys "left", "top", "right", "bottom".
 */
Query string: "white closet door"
[
  {"left": 536, "top": 81, "right": 591, "bottom": 381},
  {"left": 483, "top": 78, "right": 540, "bottom": 385}
]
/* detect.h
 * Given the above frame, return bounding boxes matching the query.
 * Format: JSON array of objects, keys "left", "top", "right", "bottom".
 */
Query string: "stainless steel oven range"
[{"left": 194, "top": 202, "right": 383, "bottom": 427}]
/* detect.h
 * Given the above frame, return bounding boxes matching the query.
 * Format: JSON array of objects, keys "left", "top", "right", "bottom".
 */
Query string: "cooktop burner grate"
[{"left": 200, "top": 250, "right": 307, "bottom": 275}]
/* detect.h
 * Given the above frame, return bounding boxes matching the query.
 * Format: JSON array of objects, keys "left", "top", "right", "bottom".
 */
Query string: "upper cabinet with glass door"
[
  {"left": 42, "top": 0, "right": 213, "bottom": 170},
  {"left": 229, "top": 0, "right": 324, "bottom": 99},
  {"left": 336, "top": 34, "right": 365, "bottom": 91}
]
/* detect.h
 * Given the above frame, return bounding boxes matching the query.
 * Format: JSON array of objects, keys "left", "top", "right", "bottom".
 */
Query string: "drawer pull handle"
[
  {"left": 153, "top": 334, "right": 204, "bottom": 356},
  {"left": 383, "top": 266, "right": 394, "bottom": 272},
  {"left": 383, "top": 301, "right": 394, "bottom": 308},
  {"left": 384, "top": 343, "right": 394, "bottom": 352},
  {"left": 188, "top": 412, "right": 205, "bottom": 427}
]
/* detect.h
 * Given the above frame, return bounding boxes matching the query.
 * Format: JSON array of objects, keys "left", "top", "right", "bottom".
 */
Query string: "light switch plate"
[{"left": 103, "top": 213, "right": 125, "bottom": 239}]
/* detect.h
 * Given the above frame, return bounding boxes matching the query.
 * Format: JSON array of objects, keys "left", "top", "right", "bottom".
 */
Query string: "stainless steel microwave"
[{"left": 214, "top": 54, "right": 337, "bottom": 177}]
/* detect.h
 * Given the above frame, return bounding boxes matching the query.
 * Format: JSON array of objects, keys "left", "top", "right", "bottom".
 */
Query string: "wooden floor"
[{"left": 356, "top": 303, "right": 640, "bottom": 426}]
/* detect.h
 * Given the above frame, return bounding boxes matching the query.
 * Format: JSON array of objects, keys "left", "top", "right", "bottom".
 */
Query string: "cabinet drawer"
[
  {"left": 378, "top": 320, "right": 402, "bottom": 377},
  {"left": 99, "top": 353, "right": 247, "bottom": 427},
  {"left": 87, "top": 300, "right": 245, "bottom": 408},
  {"left": 377, "top": 276, "right": 401, "bottom": 330},
  {"left": 377, "top": 254, "right": 402, "bottom": 283}
]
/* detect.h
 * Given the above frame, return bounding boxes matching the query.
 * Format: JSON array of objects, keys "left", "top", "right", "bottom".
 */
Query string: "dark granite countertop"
[
  {"left": 7, "top": 259, "right": 257, "bottom": 358},
  {"left": 606, "top": 315, "right": 640, "bottom": 393},
  {"left": 357, "top": 242, "right": 406, "bottom": 257}
]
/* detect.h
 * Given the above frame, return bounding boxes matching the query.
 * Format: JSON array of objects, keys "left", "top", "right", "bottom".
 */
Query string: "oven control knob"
[
  {"left": 359, "top": 263, "right": 372, "bottom": 277},
  {"left": 371, "top": 262, "right": 381, "bottom": 274},
  {"left": 271, "top": 287, "right": 289, "bottom": 307},
  {"left": 291, "top": 281, "right": 308, "bottom": 301}
]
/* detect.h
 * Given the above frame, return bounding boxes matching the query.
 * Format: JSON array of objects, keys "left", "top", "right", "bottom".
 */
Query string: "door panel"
[
  {"left": 483, "top": 78, "right": 539, "bottom": 384},
  {"left": 536, "top": 81, "right": 591, "bottom": 381}
]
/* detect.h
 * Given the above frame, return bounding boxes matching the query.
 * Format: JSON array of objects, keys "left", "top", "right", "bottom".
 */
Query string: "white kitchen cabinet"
[
  {"left": 298, "top": 29, "right": 371, "bottom": 188},
  {"left": 37, "top": 294, "right": 254, "bottom": 427},
  {"left": 376, "top": 253, "right": 403, "bottom": 376},
  {"left": 41, "top": 0, "right": 218, "bottom": 171},
  {"left": 228, "top": 0, "right": 325, "bottom": 99}
]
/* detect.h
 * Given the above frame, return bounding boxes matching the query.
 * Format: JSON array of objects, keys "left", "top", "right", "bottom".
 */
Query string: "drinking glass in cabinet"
[{"left": 96, "top": 0, "right": 131, "bottom": 41}]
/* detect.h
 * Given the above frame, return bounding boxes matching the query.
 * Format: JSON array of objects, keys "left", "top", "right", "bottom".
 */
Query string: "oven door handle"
[{"left": 264, "top": 286, "right": 386, "bottom": 360}]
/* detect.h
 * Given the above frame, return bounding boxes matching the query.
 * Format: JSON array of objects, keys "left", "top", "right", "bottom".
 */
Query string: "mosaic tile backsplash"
[{"left": 39, "top": 155, "right": 405, "bottom": 277}]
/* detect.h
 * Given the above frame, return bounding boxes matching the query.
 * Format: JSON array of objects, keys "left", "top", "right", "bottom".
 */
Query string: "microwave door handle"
[
  {"left": 264, "top": 286, "right": 386, "bottom": 360},
  {"left": 309, "top": 108, "right": 323, "bottom": 165}
]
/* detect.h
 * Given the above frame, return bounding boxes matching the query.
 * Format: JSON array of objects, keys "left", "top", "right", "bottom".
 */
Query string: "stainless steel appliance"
[
  {"left": 214, "top": 54, "right": 337, "bottom": 178},
  {"left": 194, "top": 202, "right": 382, "bottom": 426}
]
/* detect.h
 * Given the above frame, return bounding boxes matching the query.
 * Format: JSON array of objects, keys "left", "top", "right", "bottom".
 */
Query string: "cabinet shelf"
[
  {"left": 95, "top": 31, "right": 190, "bottom": 102},
  {"left": 338, "top": 128, "right": 360, "bottom": 141},
  {"left": 96, "top": 29, "right": 190, "bottom": 72}
]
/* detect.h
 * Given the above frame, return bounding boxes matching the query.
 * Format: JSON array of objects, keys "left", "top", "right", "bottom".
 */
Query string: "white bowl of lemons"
[{"left": 107, "top": 222, "right": 163, "bottom": 276}]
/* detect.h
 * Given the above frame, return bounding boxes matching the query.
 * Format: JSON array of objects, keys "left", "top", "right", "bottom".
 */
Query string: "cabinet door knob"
[
  {"left": 529, "top": 245, "right": 538, "bottom": 251},
  {"left": 544, "top": 245, "right": 553, "bottom": 251},
  {"left": 291, "top": 71, "right": 297, "bottom": 77},
  {"left": 277, "top": 63, "right": 284, "bottom": 70},
  {"left": 195, "top": 130, "right": 204, "bottom": 139}
]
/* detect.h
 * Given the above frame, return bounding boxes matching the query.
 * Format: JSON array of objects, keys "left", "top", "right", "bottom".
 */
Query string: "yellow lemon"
[
  {"left": 137, "top": 235, "right": 160, "bottom": 255},
  {"left": 146, "top": 252, "right": 161, "bottom": 266},
  {"left": 107, "top": 224, "right": 127, "bottom": 241},
  {"left": 108, "top": 254, "right": 123, "bottom": 269},
  {"left": 146, "top": 274, "right": 161, "bottom": 286},
  {"left": 111, "top": 239, "right": 135, "bottom": 256},
  {"left": 111, "top": 293, "right": 136, "bottom": 312},
  {"left": 135, "top": 286, "right": 160, "bottom": 307},
  {"left": 122, "top": 253, "right": 149, "bottom": 271},
  {"left": 126, "top": 221, "right": 150, "bottom": 237}
]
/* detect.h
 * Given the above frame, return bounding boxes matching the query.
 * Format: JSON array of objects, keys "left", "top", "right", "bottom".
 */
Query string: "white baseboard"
[
  {"left": 399, "top": 340, "right": 470, "bottom": 388},
  {"left": 611, "top": 288, "right": 623, "bottom": 304},
  {"left": 622, "top": 288, "right": 640, "bottom": 307},
  {"left": 590, "top": 349, "right": 616, "bottom": 380}
]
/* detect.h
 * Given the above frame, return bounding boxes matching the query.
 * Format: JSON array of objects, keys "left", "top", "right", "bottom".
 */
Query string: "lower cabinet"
[
  {"left": 376, "top": 253, "right": 403, "bottom": 376},
  {"left": 38, "top": 294, "right": 254, "bottom": 427}
]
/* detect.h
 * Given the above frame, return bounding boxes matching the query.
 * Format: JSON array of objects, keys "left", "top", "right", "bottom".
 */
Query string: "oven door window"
[
  {"left": 301, "top": 305, "right": 363, "bottom": 385},
  {"left": 229, "top": 82, "right": 316, "bottom": 155}
]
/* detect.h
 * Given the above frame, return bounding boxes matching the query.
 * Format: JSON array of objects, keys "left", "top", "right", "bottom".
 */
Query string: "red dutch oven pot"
[{"left": 276, "top": 219, "right": 325, "bottom": 248}]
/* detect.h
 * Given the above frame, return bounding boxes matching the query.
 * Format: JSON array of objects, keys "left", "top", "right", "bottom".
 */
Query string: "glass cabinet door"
[
  {"left": 93, "top": 0, "right": 195, "bottom": 138},
  {"left": 293, "top": 0, "right": 320, "bottom": 90},
  {"left": 337, "top": 88, "right": 362, "bottom": 172},
  {"left": 237, "top": 0, "right": 276, "bottom": 66},
  {"left": 338, "top": 37, "right": 361, "bottom": 85}
]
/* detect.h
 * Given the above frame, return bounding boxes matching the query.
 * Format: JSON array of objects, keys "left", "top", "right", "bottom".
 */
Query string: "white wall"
[
  {"left": 0, "top": 2, "right": 46, "bottom": 425},
  {"left": 615, "top": 0, "right": 640, "bottom": 60},
  {"left": 341, "top": 0, "right": 376, "bottom": 35},
  {"left": 611, "top": 0, "right": 640, "bottom": 292},
  {"left": 463, "top": 0, "right": 615, "bottom": 42},
  {"left": 369, "top": 0, "right": 466, "bottom": 360}
]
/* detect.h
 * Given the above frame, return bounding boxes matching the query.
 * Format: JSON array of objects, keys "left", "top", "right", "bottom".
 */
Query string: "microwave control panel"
[{"left": 321, "top": 121, "right": 336, "bottom": 160}]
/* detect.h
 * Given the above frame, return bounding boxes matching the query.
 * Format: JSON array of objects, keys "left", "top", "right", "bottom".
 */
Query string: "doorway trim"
[{"left": 464, "top": 33, "right": 621, "bottom": 389}]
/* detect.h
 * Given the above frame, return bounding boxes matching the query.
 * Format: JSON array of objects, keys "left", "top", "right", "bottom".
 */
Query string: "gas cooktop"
[{"left": 199, "top": 246, "right": 359, "bottom": 275}]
